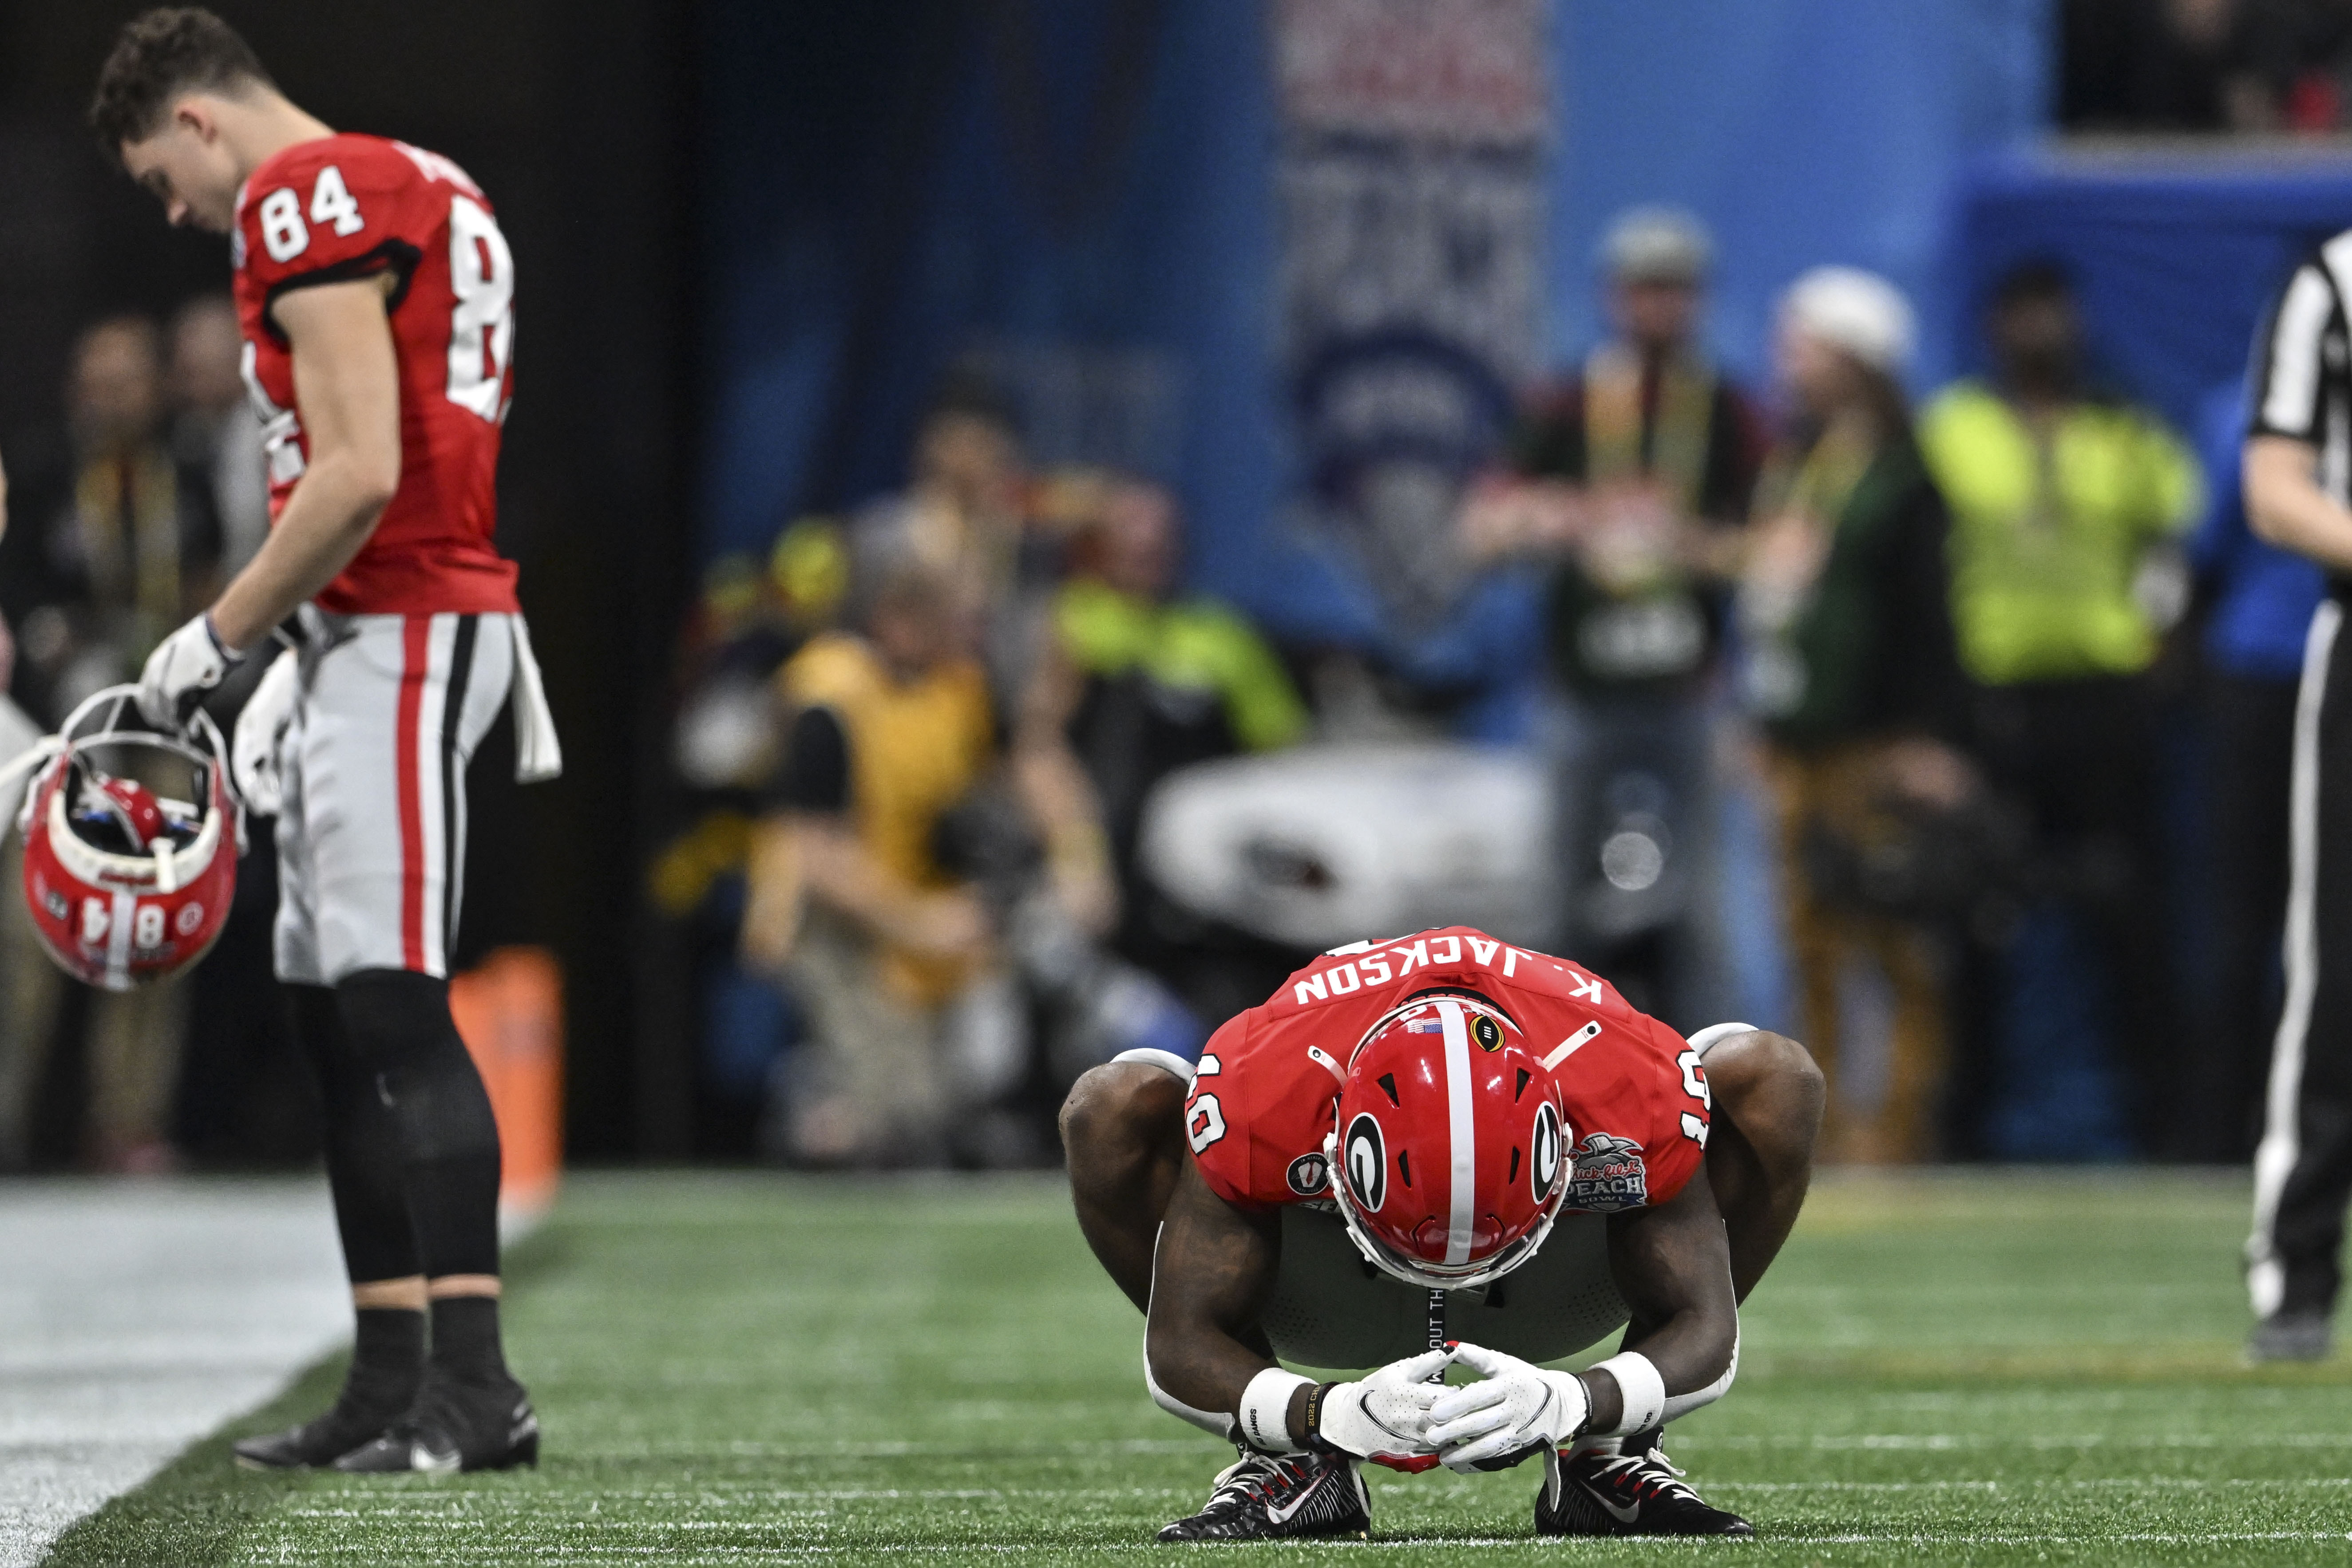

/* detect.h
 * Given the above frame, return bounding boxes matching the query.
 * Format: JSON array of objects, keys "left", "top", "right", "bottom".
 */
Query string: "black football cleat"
[
  {"left": 333, "top": 1376, "right": 539, "bottom": 1474},
  {"left": 1536, "top": 1439, "right": 1752, "bottom": 1537},
  {"left": 2247, "top": 1311, "right": 2333, "bottom": 1364},
  {"left": 1156, "top": 1449, "right": 1370, "bottom": 1541},
  {"left": 233, "top": 1392, "right": 414, "bottom": 1471}
]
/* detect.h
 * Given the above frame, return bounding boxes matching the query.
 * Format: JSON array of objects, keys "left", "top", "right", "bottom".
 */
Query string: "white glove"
[
  {"left": 1425, "top": 1341, "right": 1592, "bottom": 1472},
  {"left": 138, "top": 613, "right": 243, "bottom": 727},
  {"left": 232, "top": 648, "right": 300, "bottom": 816},
  {"left": 1309, "top": 1347, "right": 1451, "bottom": 1469}
]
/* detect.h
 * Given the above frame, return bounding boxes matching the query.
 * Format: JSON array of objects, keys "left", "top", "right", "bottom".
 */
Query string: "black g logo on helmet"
[
  {"left": 1343, "top": 1113, "right": 1386, "bottom": 1213},
  {"left": 1530, "top": 1101, "right": 1562, "bottom": 1202}
]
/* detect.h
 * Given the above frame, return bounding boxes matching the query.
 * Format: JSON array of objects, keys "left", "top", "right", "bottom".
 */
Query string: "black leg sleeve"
[
  {"left": 334, "top": 969, "right": 504, "bottom": 1281},
  {"left": 288, "top": 982, "right": 421, "bottom": 1285}
]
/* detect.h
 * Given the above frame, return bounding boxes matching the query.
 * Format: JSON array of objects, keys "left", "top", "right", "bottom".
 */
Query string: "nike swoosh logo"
[
  {"left": 1578, "top": 1479, "right": 1640, "bottom": 1525},
  {"left": 1266, "top": 1471, "right": 1330, "bottom": 1524}
]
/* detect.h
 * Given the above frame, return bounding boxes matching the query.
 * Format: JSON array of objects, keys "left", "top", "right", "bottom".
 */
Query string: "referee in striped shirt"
[{"left": 2244, "top": 237, "right": 2352, "bottom": 1361}]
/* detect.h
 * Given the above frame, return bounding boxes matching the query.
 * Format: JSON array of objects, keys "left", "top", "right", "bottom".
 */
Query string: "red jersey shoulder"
[
  {"left": 236, "top": 135, "right": 471, "bottom": 293},
  {"left": 1184, "top": 1009, "right": 1346, "bottom": 1211},
  {"left": 1196, "top": 927, "right": 1712, "bottom": 1213},
  {"left": 1545, "top": 1004, "right": 1710, "bottom": 1214}
]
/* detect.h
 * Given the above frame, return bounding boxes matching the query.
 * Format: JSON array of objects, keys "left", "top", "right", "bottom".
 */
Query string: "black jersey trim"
[{"left": 260, "top": 238, "right": 424, "bottom": 344}]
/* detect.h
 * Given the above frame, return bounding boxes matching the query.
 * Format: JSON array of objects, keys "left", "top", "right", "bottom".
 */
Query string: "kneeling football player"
[{"left": 1061, "top": 927, "right": 1823, "bottom": 1540}]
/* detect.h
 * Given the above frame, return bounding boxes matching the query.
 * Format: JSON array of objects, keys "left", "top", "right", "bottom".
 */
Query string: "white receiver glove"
[
  {"left": 1425, "top": 1341, "right": 1592, "bottom": 1472},
  {"left": 138, "top": 612, "right": 243, "bottom": 727},
  {"left": 232, "top": 648, "right": 300, "bottom": 816},
  {"left": 1307, "top": 1347, "right": 1452, "bottom": 1470}
]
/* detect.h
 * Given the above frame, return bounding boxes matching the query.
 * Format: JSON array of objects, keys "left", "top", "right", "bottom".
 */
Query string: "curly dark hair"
[{"left": 88, "top": 8, "right": 273, "bottom": 154}]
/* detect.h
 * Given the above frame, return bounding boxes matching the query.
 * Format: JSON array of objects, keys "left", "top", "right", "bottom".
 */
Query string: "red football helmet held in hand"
[
  {"left": 1323, "top": 993, "right": 1572, "bottom": 1290},
  {"left": 5, "top": 687, "right": 242, "bottom": 991}
]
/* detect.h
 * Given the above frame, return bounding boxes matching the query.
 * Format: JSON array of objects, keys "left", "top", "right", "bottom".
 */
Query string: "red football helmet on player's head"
[
  {"left": 1322, "top": 993, "right": 1573, "bottom": 1291},
  {"left": 7, "top": 687, "right": 240, "bottom": 991}
]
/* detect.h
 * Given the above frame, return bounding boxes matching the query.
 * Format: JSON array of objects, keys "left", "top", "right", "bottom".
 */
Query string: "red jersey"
[
  {"left": 1187, "top": 927, "right": 1711, "bottom": 1216},
  {"left": 232, "top": 134, "right": 520, "bottom": 616}
]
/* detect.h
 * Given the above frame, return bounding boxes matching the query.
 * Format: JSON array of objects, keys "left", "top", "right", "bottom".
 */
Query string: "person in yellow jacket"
[
  {"left": 736, "top": 510, "right": 1004, "bottom": 1165},
  {"left": 1918, "top": 260, "right": 2202, "bottom": 1157}
]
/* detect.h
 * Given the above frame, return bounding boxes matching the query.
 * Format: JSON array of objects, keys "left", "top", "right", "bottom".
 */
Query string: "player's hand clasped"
[
  {"left": 1424, "top": 1343, "right": 1591, "bottom": 1473},
  {"left": 137, "top": 612, "right": 244, "bottom": 727},
  {"left": 1306, "top": 1348, "right": 1452, "bottom": 1469}
]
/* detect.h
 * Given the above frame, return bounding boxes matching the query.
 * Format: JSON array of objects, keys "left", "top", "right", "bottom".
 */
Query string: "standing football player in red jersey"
[
  {"left": 90, "top": 10, "right": 561, "bottom": 1473},
  {"left": 1061, "top": 928, "right": 1825, "bottom": 1540}
]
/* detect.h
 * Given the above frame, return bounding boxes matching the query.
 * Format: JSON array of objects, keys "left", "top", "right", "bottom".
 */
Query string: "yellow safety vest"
[{"left": 1920, "top": 382, "right": 2201, "bottom": 686}]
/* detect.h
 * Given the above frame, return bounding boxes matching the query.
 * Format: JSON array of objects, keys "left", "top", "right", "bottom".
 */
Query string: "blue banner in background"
[
  {"left": 700, "top": 0, "right": 1282, "bottom": 602},
  {"left": 1552, "top": 0, "right": 2050, "bottom": 394},
  {"left": 698, "top": 0, "right": 2051, "bottom": 676},
  {"left": 1944, "top": 148, "right": 2352, "bottom": 433}
]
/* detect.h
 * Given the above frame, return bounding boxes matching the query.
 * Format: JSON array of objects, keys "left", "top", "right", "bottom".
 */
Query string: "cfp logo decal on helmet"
[
  {"left": 1530, "top": 1101, "right": 1563, "bottom": 1202},
  {"left": 1286, "top": 1152, "right": 1330, "bottom": 1197},
  {"left": 1472, "top": 1013, "right": 1504, "bottom": 1051},
  {"left": 1342, "top": 1112, "right": 1386, "bottom": 1213}
]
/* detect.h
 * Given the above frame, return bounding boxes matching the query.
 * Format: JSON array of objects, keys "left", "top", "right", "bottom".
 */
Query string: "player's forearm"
[
  {"left": 1145, "top": 1318, "right": 1286, "bottom": 1434},
  {"left": 1145, "top": 1168, "right": 1291, "bottom": 1434},
  {"left": 2245, "top": 437, "right": 2352, "bottom": 574},
  {"left": 1615, "top": 1307, "right": 1737, "bottom": 1406},
  {"left": 208, "top": 457, "right": 392, "bottom": 649}
]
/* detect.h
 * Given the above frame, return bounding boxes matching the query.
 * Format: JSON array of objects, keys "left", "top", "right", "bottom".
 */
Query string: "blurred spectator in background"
[
  {"left": 1459, "top": 207, "right": 1764, "bottom": 1027},
  {"left": 2062, "top": 0, "right": 2268, "bottom": 130},
  {"left": 0, "top": 315, "right": 224, "bottom": 1172},
  {"left": 2061, "top": 0, "right": 2352, "bottom": 133},
  {"left": 871, "top": 370, "right": 1057, "bottom": 707},
  {"left": 1920, "top": 261, "right": 2202, "bottom": 1157},
  {"left": 1742, "top": 268, "right": 1974, "bottom": 1163},
  {"left": 167, "top": 294, "right": 269, "bottom": 575},
  {"left": 2186, "top": 379, "right": 2324, "bottom": 1161},
  {"left": 737, "top": 515, "right": 1008, "bottom": 1165},
  {"left": 1015, "top": 475, "right": 1307, "bottom": 1012},
  {"left": 651, "top": 518, "right": 851, "bottom": 1148},
  {"left": 0, "top": 314, "right": 223, "bottom": 725}
]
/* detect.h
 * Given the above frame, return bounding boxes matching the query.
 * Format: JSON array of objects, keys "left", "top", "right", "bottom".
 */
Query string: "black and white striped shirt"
[{"left": 2249, "top": 236, "right": 2352, "bottom": 510}]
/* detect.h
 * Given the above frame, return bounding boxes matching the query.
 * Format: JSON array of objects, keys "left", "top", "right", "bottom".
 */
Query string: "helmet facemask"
[{"left": 1321, "top": 993, "right": 1574, "bottom": 1294}]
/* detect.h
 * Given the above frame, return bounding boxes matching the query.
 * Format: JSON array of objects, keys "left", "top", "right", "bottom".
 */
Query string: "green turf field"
[{"left": 44, "top": 1168, "right": 2352, "bottom": 1566}]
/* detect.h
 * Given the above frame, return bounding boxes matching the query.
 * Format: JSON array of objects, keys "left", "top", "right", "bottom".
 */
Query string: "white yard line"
[{"left": 0, "top": 1179, "right": 349, "bottom": 1568}]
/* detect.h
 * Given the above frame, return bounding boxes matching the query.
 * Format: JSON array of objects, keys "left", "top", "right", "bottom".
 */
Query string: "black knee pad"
[{"left": 334, "top": 969, "right": 500, "bottom": 1166}]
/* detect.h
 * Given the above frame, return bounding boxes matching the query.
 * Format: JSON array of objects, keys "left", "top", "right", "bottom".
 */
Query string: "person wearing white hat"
[
  {"left": 1457, "top": 205, "right": 1765, "bottom": 1031},
  {"left": 1740, "top": 265, "right": 1976, "bottom": 1164},
  {"left": 1778, "top": 266, "right": 1916, "bottom": 377}
]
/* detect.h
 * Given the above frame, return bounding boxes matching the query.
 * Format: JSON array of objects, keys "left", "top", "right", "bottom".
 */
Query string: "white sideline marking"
[
  {"left": 397, "top": 1535, "right": 2352, "bottom": 1555},
  {"left": 1678, "top": 1430, "right": 2352, "bottom": 1451},
  {"left": 0, "top": 1179, "right": 348, "bottom": 1568}
]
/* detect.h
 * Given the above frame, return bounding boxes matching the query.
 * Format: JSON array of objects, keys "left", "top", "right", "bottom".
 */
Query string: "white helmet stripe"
[
  {"left": 105, "top": 889, "right": 137, "bottom": 993},
  {"left": 1438, "top": 1000, "right": 1477, "bottom": 1267}
]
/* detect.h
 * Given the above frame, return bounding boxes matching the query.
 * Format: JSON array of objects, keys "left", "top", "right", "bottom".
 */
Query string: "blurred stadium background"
[{"left": 7, "top": 0, "right": 2352, "bottom": 1561}]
